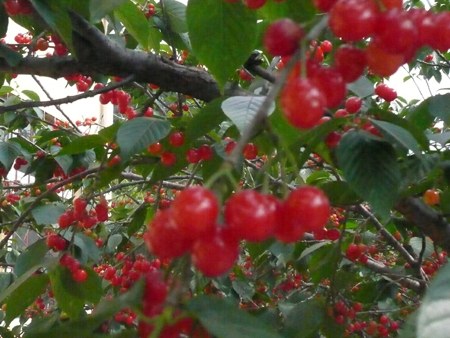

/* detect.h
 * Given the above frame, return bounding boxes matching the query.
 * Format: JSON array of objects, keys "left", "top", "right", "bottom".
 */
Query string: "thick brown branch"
[{"left": 396, "top": 197, "right": 450, "bottom": 252}]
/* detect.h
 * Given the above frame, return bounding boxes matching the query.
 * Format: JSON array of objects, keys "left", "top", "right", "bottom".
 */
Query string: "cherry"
[
  {"left": 171, "top": 186, "right": 219, "bottom": 241},
  {"left": 325, "top": 131, "right": 342, "bottom": 149},
  {"left": 379, "top": 0, "right": 402, "bottom": 10},
  {"left": 275, "top": 186, "right": 330, "bottom": 243},
  {"left": 280, "top": 78, "right": 326, "bottom": 129},
  {"left": 264, "top": 18, "right": 304, "bottom": 56},
  {"left": 243, "top": 143, "right": 258, "bottom": 160},
  {"left": 160, "top": 151, "right": 176, "bottom": 166},
  {"left": 95, "top": 198, "right": 109, "bottom": 222},
  {"left": 366, "top": 41, "right": 404, "bottom": 77},
  {"left": 243, "top": 0, "right": 266, "bottom": 9},
  {"left": 73, "top": 198, "right": 87, "bottom": 219},
  {"left": 191, "top": 229, "right": 239, "bottom": 277},
  {"left": 186, "top": 148, "right": 200, "bottom": 164},
  {"left": 423, "top": 189, "right": 440, "bottom": 206},
  {"left": 224, "top": 190, "right": 279, "bottom": 242},
  {"left": 345, "top": 97, "right": 362, "bottom": 114},
  {"left": 58, "top": 210, "right": 74, "bottom": 228},
  {"left": 346, "top": 243, "right": 363, "bottom": 261},
  {"left": 107, "top": 155, "right": 121, "bottom": 167},
  {"left": 238, "top": 68, "right": 252, "bottom": 81},
  {"left": 198, "top": 144, "right": 213, "bottom": 160},
  {"left": 147, "top": 142, "right": 163, "bottom": 155},
  {"left": 329, "top": 0, "right": 379, "bottom": 42},
  {"left": 374, "top": 83, "right": 397, "bottom": 102},
  {"left": 320, "top": 40, "right": 333, "bottom": 53},
  {"left": 334, "top": 45, "right": 367, "bottom": 83},
  {"left": 310, "top": 66, "right": 346, "bottom": 108},
  {"left": 72, "top": 269, "right": 88, "bottom": 283},
  {"left": 36, "top": 38, "right": 48, "bottom": 51},
  {"left": 144, "top": 209, "right": 192, "bottom": 259},
  {"left": 313, "top": 0, "right": 338, "bottom": 12},
  {"left": 144, "top": 107, "right": 154, "bottom": 117},
  {"left": 169, "top": 131, "right": 185, "bottom": 147},
  {"left": 46, "top": 233, "right": 68, "bottom": 251}
]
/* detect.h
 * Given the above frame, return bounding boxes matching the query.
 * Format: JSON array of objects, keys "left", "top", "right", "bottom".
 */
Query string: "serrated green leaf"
[
  {"left": 5, "top": 274, "right": 48, "bottom": 324},
  {"left": 188, "top": 295, "right": 283, "bottom": 338},
  {"left": 58, "top": 135, "right": 106, "bottom": 155},
  {"left": 428, "top": 93, "right": 450, "bottom": 124},
  {"left": 31, "top": 203, "right": 66, "bottom": 225},
  {"left": 0, "top": 141, "right": 22, "bottom": 169},
  {"left": 89, "top": 0, "right": 127, "bottom": 22},
  {"left": 370, "top": 119, "right": 422, "bottom": 156},
  {"left": 15, "top": 239, "right": 48, "bottom": 277},
  {"left": 164, "top": 0, "right": 187, "bottom": 33},
  {"left": 115, "top": 0, "right": 151, "bottom": 49},
  {"left": 187, "top": 0, "right": 257, "bottom": 87},
  {"left": 221, "top": 96, "right": 275, "bottom": 135},
  {"left": 117, "top": 117, "right": 171, "bottom": 159},
  {"left": 336, "top": 131, "right": 401, "bottom": 218}
]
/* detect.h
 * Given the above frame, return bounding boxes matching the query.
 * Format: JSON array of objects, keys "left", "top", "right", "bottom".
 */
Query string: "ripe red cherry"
[
  {"left": 423, "top": 189, "right": 440, "bottom": 206},
  {"left": 379, "top": 0, "right": 402, "bottom": 9},
  {"left": 313, "top": 0, "right": 337, "bottom": 12},
  {"left": 320, "top": 40, "right": 333, "bottom": 53},
  {"left": 46, "top": 234, "right": 68, "bottom": 251},
  {"left": 95, "top": 199, "right": 109, "bottom": 222},
  {"left": 107, "top": 155, "right": 121, "bottom": 167},
  {"left": 346, "top": 243, "right": 362, "bottom": 261},
  {"left": 58, "top": 210, "right": 74, "bottom": 228},
  {"left": 186, "top": 148, "right": 200, "bottom": 164},
  {"left": 264, "top": 18, "right": 304, "bottom": 56},
  {"left": 329, "top": 0, "right": 379, "bottom": 42},
  {"left": 275, "top": 186, "right": 330, "bottom": 243},
  {"left": 310, "top": 66, "right": 346, "bottom": 108},
  {"left": 280, "top": 78, "right": 326, "bottom": 129},
  {"left": 243, "top": 143, "right": 258, "bottom": 160},
  {"left": 345, "top": 96, "right": 362, "bottom": 114},
  {"left": 224, "top": 190, "right": 280, "bottom": 242},
  {"left": 72, "top": 269, "right": 88, "bottom": 283},
  {"left": 374, "top": 83, "right": 397, "bottom": 102},
  {"left": 191, "top": 229, "right": 239, "bottom": 277},
  {"left": 171, "top": 186, "right": 219, "bottom": 241},
  {"left": 160, "top": 151, "right": 176, "bottom": 166},
  {"left": 169, "top": 131, "right": 185, "bottom": 147},
  {"left": 366, "top": 41, "right": 404, "bottom": 77},
  {"left": 243, "top": 0, "right": 266, "bottom": 9},
  {"left": 334, "top": 45, "right": 367, "bottom": 83},
  {"left": 144, "top": 209, "right": 192, "bottom": 259},
  {"left": 198, "top": 144, "right": 213, "bottom": 160},
  {"left": 147, "top": 142, "right": 162, "bottom": 155}
]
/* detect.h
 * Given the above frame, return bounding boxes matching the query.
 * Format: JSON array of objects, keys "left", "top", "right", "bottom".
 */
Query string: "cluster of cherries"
[
  {"left": 57, "top": 197, "right": 109, "bottom": 230},
  {"left": 144, "top": 185, "right": 330, "bottom": 277},
  {"left": 257, "top": 0, "right": 448, "bottom": 130}
]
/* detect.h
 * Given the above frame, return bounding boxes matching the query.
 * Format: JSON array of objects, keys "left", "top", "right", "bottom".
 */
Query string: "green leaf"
[
  {"left": 319, "top": 181, "right": 362, "bottom": 206},
  {"left": 115, "top": 0, "right": 151, "bottom": 49},
  {"left": 188, "top": 295, "right": 283, "bottom": 338},
  {"left": 50, "top": 265, "right": 102, "bottom": 319},
  {"left": 0, "top": 141, "right": 21, "bottom": 169},
  {"left": 428, "top": 93, "right": 450, "bottom": 124},
  {"left": 54, "top": 154, "right": 73, "bottom": 174},
  {"left": 336, "top": 130, "right": 401, "bottom": 218},
  {"left": 73, "top": 233, "right": 100, "bottom": 263},
  {"left": 164, "top": 0, "right": 187, "bottom": 33},
  {"left": 15, "top": 239, "right": 48, "bottom": 277},
  {"left": 89, "top": 0, "right": 127, "bottom": 22},
  {"left": 370, "top": 119, "right": 422, "bottom": 156},
  {"left": 185, "top": 98, "right": 227, "bottom": 140},
  {"left": 22, "top": 89, "right": 40, "bottom": 101},
  {"left": 221, "top": 96, "right": 275, "bottom": 135},
  {"left": 0, "top": 43, "right": 22, "bottom": 66},
  {"left": 347, "top": 76, "right": 374, "bottom": 98},
  {"left": 117, "top": 117, "right": 171, "bottom": 159},
  {"left": 417, "top": 262, "right": 450, "bottom": 338},
  {"left": 31, "top": 203, "right": 66, "bottom": 225},
  {"left": 299, "top": 241, "right": 331, "bottom": 261},
  {"left": 409, "top": 237, "right": 434, "bottom": 261},
  {"left": 282, "top": 299, "right": 325, "bottom": 338},
  {"left": 187, "top": 0, "right": 257, "bottom": 87},
  {"left": 0, "top": 5, "right": 8, "bottom": 38},
  {"left": 107, "top": 234, "right": 123, "bottom": 252},
  {"left": 58, "top": 135, "right": 106, "bottom": 155},
  {"left": 5, "top": 274, "right": 48, "bottom": 324}
]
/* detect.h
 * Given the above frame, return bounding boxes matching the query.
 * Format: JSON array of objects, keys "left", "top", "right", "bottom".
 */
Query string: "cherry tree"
[{"left": 0, "top": 0, "right": 450, "bottom": 337}]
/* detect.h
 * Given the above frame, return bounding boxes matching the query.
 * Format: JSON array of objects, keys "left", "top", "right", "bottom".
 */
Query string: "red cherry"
[
  {"left": 144, "top": 107, "right": 154, "bottom": 117},
  {"left": 329, "top": 0, "right": 379, "bottom": 42},
  {"left": 243, "top": 143, "right": 258, "bottom": 160},
  {"left": 334, "top": 45, "right": 367, "bottom": 83},
  {"left": 374, "top": 83, "right": 397, "bottom": 102},
  {"left": 366, "top": 41, "right": 404, "bottom": 77},
  {"left": 346, "top": 243, "right": 363, "bottom": 261},
  {"left": 160, "top": 151, "right": 176, "bottom": 166},
  {"left": 320, "top": 40, "right": 333, "bottom": 53},
  {"left": 280, "top": 78, "right": 326, "bottom": 129},
  {"left": 310, "top": 66, "right": 346, "bottom": 108},
  {"left": 198, "top": 144, "right": 213, "bottom": 160},
  {"left": 264, "top": 18, "right": 304, "bottom": 56},
  {"left": 345, "top": 96, "right": 362, "bottom": 114},
  {"left": 58, "top": 210, "right": 74, "bottom": 228},
  {"left": 171, "top": 186, "right": 219, "bottom": 241},
  {"left": 144, "top": 209, "right": 192, "bottom": 259},
  {"left": 142, "top": 271, "right": 167, "bottom": 316},
  {"left": 224, "top": 190, "right": 280, "bottom": 242},
  {"left": 107, "top": 155, "right": 121, "bottom": 167},
  {"left": 46, "top": 234, "right": 68, "bottom": 251},
  {"left": 243, "top": 0, "right": 266, "bottom": 9},
  {"left": 169, "top": 131, "right": 185, "bottom": 147},
  {"left": 95, "top": 199, "right": 109, "bottom": 222},
  {"left": 325, "top": 131, "right": 342, "bottom": 149},
  {"left": 238, "top": 69, "right": 252, "bottom": 81},
  {"left": 147, "top": 142, "right": 163, "bottom": 155},
  {"left": 191, "top": 229, "right": 239, "bottom": 277},
  {"left": 72, "top": 269, "right": 88, "bottom": 283},
  {"left": 275, "top": 186, "right": 330, "bottom": 243},
  {"left": 313, "top": 0, "right": 338, "bottom": 12},
  {"left": 186, "top": 148, "right": 200, "bottom": 164}
]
